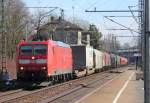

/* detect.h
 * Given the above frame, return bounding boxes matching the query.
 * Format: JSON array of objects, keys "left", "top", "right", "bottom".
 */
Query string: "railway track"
[
  {"left": 0, "top": 89, "right": 31, "bottom": 102},
  {"left": 0, "top": 89, "right": 23, "bottom": 98},
  {"left": 0, "top": 66, "right": 129, "bottom": 103},
  {"left": 41, "top": 72, "right": 117, "bottom": 103},
  {"left": 46, "top": 67, "right": 134, "bottom": 103}
]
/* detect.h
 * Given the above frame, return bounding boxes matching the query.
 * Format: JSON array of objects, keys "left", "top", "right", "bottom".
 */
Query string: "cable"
[
  {"left": 104, "top": 16, "right": 139, "bottom": 34},
  {"left": 128, "top": 6, "right": 139, "bottom": 24}
]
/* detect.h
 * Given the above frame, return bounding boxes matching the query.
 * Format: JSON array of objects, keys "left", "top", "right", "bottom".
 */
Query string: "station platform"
[{"left": 75, "top": 69, "right": 144, "bottom": 103}]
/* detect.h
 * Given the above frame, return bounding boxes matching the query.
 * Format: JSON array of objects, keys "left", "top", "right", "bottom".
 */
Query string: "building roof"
[{"left": 39, "top": 18, "right": 84, "bottom": 31}]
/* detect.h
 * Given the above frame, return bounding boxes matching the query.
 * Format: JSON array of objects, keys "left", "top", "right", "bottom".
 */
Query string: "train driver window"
[
  {"left": 34, "top": 45, "right": 47, "bottom": 56},
  {"left": 20, "top": 45, "right": 32, "bottom": 56}
]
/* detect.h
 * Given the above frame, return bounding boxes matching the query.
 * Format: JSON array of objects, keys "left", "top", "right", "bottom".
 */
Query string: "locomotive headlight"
[
  {"left": 41, "top": 67, "right": 46, "bottom": 70},
  {"left": 35, "top": 59, "right": 47, "bottom": 64},
  {"left": 19, "top": 59, "right": 30, "bottom": 64},
  {"left": 20, "top": 67, "right": 24, "bottom": 70}
]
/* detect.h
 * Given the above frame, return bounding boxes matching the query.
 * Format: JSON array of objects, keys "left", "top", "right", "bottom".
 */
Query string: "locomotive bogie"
[{"left": 71, "top": 45, "right": 94, "bottom": 77}]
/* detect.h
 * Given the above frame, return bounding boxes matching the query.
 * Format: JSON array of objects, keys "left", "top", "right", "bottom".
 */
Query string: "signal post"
[{"left": 144, "top": 0, "right": 150, "bottom": 103}]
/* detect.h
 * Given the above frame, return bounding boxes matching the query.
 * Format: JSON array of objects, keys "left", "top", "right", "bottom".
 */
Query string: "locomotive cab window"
[
  {"left": 20, "top": 45, "right": 32, "bottom": 56},
  {"left": 34, "top": 45, "right": 47, "bottom": 56}
]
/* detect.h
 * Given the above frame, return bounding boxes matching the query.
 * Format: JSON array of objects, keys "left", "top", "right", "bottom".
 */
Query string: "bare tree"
[
  {"left": 0, "top": 0, "right": 29, "bottom": 59},
  {"left": 122, "top": 43, "right": 131, "bottom": 49},
  {"left": 100, "top": 34, "right": 121, "bottom": 53},
  {"left": 29, "top": 8, "right": 60, "bottom": 41},
  {"left": 74, "top": 18, "right": 90, "bottom": 30}
]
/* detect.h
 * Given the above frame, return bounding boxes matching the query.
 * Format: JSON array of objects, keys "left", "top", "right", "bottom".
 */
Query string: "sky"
[{"left": 22, "top": 0, "right": 139, "bottom": 46}]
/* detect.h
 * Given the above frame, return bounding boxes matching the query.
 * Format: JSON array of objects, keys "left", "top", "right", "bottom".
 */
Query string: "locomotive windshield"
[
  {"left": 34, "top": 45, "right": 47, "bottom": 56},
  {"left": 20, "top": 44, "right": 47, "bottom": 56},
  {"left": 20, "top": 45, "right": 32, "bottom": 56}
]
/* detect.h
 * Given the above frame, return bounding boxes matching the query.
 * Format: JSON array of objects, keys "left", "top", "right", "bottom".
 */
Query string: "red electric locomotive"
[{"left": 16, "top": 40, "right": 72, "bottom": 81}]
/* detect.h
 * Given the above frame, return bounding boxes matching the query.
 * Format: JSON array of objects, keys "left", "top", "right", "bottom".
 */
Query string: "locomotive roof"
[
  {"left": 18, "top": 40, "right": 70, "bottom": 48},
  {"left": 18, "top": 40, "right": 49, "bottom": 45},
  {"left": 54, "top": 41, "right": 70, "bottom": 48}
]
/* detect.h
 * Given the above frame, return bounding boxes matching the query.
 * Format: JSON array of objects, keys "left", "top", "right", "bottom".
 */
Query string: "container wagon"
[{"left": 71, "top": 45, "right": 94, "bottom": 77}]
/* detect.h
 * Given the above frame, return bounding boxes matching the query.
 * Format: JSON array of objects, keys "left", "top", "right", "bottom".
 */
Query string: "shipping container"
[
  {"left": 103, "top": 52, "right": 111, "bottom": 68},
  {"left": 93, "top": 49, "right": 103, "bottom": 72},
  {"left": 120, "top": 57, "right": 128, "bottom": 65},
  {"left": 71, "top": 45, "right": 93, "bottom": 69},
  {"left": 71, "top": 45, "right": 94, "bottom": 76},
  {"left": 110, "top": 54, "right": 117, "bottom": 68}
]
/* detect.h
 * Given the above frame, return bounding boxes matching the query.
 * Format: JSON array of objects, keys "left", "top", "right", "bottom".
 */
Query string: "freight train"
[{"left": 16, "top": 40, "right": 128, "bottom": 82}]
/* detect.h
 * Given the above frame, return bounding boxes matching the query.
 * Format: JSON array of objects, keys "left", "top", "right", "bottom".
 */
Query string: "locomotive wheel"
[
  {"left": 53, "top": 76, "right": 58, "bottom": 84},
  {"left": 66, "top": 74, "right": 69, "bottom": 81},
  {"left": 70, "top": 74, "right": 73, "bottom": 80},
  {"left": 60, "top": 75, "right": 63, "bottom": 82},
  {"left": 55, "top": 75, "right": 59, "bottom": 83},
  {"left": 51, "top": 76, "right": 55, "bottom": 85},
  {"left": 56, "top": 75, "right": 59, "bottom": 83},
  {"left": 57, "top": 75, "right": 61, "bottom": 83},
  {"left": 63, "top": 74, "right": 66, "bottom": 82}
]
